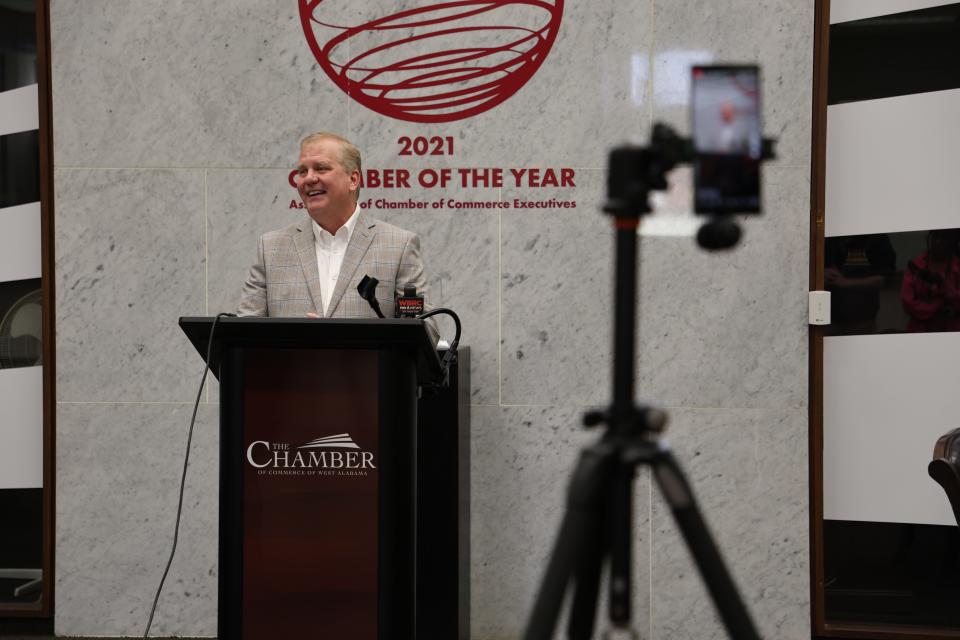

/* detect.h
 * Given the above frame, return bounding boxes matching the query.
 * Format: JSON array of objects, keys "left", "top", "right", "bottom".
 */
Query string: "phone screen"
[{"left": 692, "top": 65, "right": 761, "bottom": 214}]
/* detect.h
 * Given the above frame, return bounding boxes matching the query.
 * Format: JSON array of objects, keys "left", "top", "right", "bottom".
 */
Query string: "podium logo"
[
  {"left": 298, "top": 0, "right": 564, "bottom": 123},
  {"left": 246, "top": 433, "right": 376, "bottom": 477}
]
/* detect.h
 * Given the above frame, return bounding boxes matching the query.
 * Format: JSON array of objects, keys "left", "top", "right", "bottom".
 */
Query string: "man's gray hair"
[{"left": 300, "top": 132, "right": 362, "bottom": 199}]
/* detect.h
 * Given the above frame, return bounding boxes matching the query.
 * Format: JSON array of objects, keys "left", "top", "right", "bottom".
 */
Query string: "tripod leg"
[
  {"left": 652, "top": 448, "right": 762, "bottom": 640},
  {"left": 524, "top": 443, "right": 616, "bottom": 640},
  {"left": 566, "top": 512, "right": 605, "bottom": 640},
  {"left": 608, "top": 463, "right": 634, "bottom": 626}
]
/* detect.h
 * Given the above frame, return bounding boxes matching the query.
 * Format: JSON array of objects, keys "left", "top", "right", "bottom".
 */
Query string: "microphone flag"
[{"left": 396, "top": 286, "right": 424, "bottom": 318}]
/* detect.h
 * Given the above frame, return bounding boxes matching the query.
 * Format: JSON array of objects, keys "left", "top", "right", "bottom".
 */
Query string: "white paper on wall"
[
  {"left": 825, "top": 88, "right": 960, "bottom": 238},
  {"left": 824, "top": 333, "right": 960, "bottom": 526},
  {"left": 0, "top": 202, "right": 42, "bottom": 283},
  {"left": 0, "top": 365, "right": 43, "bottom": 489},
  {"left": 0, "top": 84, "right": 38, "bottom": 138},
  {"left": 830, "top": 0, "right": 957, "bottom": 24}
]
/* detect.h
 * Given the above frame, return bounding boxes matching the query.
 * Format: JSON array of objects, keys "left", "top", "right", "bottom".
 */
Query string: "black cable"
[
  {"left": 143, "top": 312, "right": 235, "bottom": 638},
  {"left": 418, "top": 307, "right": 461, "bottom": 386}
]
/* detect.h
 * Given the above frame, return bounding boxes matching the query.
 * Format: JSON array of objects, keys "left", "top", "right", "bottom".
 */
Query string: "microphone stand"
[
  {"left": 523, "top": 124, "right": 765, "bottom": 640},
  {"left": 357, "top": 275, "right": 385, "bottom": 318}
]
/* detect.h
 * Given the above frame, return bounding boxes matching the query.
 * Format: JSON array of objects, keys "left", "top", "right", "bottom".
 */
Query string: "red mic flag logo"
[{"left": 298, "top": 0, "right": 564, "bottom": 123}]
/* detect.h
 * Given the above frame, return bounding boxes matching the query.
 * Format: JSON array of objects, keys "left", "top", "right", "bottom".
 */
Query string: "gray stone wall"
[{"left": 51, "top": 1, "right": 813, "bottom": 637}]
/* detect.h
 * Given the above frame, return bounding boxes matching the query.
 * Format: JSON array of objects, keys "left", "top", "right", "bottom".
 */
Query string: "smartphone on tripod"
[{"left": 692, "top": 65, "right": 762, "bottom": 214}]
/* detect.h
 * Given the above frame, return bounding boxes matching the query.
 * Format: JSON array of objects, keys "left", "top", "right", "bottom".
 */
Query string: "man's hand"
[{"left": 306, "top": 312, "right": 320, "bottom": 318}]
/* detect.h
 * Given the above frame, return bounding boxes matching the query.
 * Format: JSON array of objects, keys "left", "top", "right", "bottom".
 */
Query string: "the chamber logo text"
[{"left": 246, "top": 433, "right": 375, "bottom": 477}]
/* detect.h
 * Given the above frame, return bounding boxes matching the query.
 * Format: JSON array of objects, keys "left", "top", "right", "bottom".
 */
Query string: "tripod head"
[
  {"left": 603, "top": 124, "right": 693, "bottom": 218},
  {"left": 602, "top": 122, "right": 776, "bottom": 250}
]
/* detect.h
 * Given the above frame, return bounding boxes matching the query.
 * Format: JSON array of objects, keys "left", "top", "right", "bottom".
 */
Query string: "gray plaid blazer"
[{"left": 238, "top": 211, "right": 438, "bottom": 343}]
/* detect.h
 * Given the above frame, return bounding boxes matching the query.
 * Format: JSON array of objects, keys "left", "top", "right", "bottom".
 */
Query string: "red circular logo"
[{"left": 299, "top": 0, "right": 564, "bottom": 123}]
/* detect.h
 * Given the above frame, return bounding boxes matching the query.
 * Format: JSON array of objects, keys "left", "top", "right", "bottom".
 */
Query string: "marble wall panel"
[
  {"left": 55, "top": 169, "right": 206, "bottom": 402},
  {"left": 56, "top": 402, "right": 219, "bottom": 637},
  {"left": 469, "top": 404, "right": 651, "bottom": 640},
  {"left": 637, "top": 166, "right": 809, "bottom": 409},
  {"left": 347, "top": 0, "right": 651, "bottom": 170},
  {"left": 651, "top": 0, "right": 815, "bottom": 168},
  {"left": 206, "top": 168, "right": 304, "bottom": 315},
  {"left": 649, "top": 407, "right": 808, "bottom": 640},
  {"left": 50, "top": 0, "right": 348, "bottom": 168},
  {"left": 500, "top": 169, "right": 612, "bottom": 407}
]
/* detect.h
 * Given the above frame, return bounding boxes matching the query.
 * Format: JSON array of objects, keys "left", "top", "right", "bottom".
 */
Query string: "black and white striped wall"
[
  {"left": 0, "top": 0, "right": 43, "bottom": 493},
  {"left": 822, "top": 0, "right": 960, "bottom": 526}
]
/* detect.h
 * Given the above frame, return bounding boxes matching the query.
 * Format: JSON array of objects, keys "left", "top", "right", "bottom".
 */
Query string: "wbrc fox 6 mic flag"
[{"left": 395, "top": 286, "right": 425, "bottom": 318}]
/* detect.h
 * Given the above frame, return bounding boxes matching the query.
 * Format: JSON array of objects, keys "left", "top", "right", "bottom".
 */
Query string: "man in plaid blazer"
[{"left": 238, "top": 132, "right": 437, "bottom": 344}]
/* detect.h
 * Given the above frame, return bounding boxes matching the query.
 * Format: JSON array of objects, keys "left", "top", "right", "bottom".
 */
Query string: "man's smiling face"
[{"left": 296, "top": 138, "right": 360, "bottom": 230}]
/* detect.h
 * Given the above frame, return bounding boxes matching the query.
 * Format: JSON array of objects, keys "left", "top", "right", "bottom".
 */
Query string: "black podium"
[{"left": 180, "top": 317, "right": 442, "bottom": 640}]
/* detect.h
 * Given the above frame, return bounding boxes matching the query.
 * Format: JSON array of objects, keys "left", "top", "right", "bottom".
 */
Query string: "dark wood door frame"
[{"left": 809, "top": 0, "right": 828, "bottom": 635}]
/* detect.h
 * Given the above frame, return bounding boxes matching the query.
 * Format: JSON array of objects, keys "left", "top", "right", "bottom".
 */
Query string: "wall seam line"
[
  {"left": 498, "top": 185, "right": 503, "bottom": 407},
  {"left": 204, "top": 169, "right": 209, "bottom": 404}
]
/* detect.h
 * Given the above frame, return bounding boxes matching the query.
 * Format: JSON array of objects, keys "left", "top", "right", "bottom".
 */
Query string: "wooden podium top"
[{"left": 178, "top": 316, "right": 442, "bottom": 384}]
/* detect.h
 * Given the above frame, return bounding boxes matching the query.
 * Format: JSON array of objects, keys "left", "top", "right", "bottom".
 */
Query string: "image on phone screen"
[{"left": 692, "top": 65, "right": 762, "bottom": 214}]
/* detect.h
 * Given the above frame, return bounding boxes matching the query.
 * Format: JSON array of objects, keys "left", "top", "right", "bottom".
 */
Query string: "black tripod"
[{"left": 523, "top": 125, "right": 763, "bottom": 640}]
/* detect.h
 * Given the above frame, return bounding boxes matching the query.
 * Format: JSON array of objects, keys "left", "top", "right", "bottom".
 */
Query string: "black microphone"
[
  {"left": 395, "top": 286, "right": 425, "bottom": 318},
  {"left": 697, "top": 217, "right": 742, "bottom": 250},
  {"left": 357, "top": 275, "right": 385, "bottom": 318}
]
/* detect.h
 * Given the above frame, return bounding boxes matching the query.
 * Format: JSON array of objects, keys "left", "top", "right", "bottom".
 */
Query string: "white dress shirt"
[{"left": 312, "top": 205, "right": 360, "bottom": 315}]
